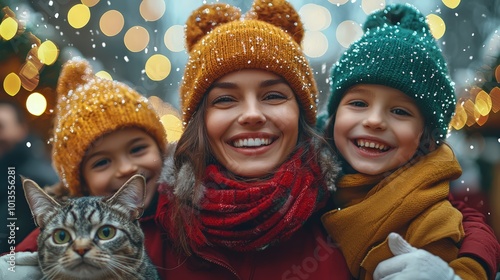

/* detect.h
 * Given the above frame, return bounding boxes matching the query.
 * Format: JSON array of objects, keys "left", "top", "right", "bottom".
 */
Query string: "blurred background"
[{"left": 0, "top": 0, "right": 499, "bottom": 239}]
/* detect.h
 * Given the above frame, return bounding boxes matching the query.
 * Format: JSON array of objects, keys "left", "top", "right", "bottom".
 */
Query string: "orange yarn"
[
  {"left": 180, "top": 0, "right": 318, "bottom": 125},
  {"left": 52, "top": 58, "right": 167, "bottom": 196}
]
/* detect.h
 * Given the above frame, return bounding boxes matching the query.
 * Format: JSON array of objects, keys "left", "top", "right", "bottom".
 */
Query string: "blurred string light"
[
  {"left": 139, "top": 0, "right": 166, "bottom": 22},
  {"left": 1, "top": 6, "right": 58, "bottom": 118},
  {"left": 164, "top": 25, "right": 184, "bottom": 52},
  {"left": 100, "top": 10, "right": 124, "bottom": 36},
  {"left": 124, "top": 26, "right": 149, "bottom": 52},
  {"left": 442, "top": 0, "right": 461, "bottom": 9},
  {"left": 26, "top": 92, "right": 47, "bottom": 116},
  {"left": 67, "top": 4, "right": 90, "bottom": 29},
  {"left": 148, "top": 96, "right": 182, "bottom": 142},
  {"left": 95, "top": 71, "right": 113, "bottom": 80}
]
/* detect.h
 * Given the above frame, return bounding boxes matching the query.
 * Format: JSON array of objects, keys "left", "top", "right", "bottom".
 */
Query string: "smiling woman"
[{"left": 153, "top": 0, "right": 350, "bottom": 279}]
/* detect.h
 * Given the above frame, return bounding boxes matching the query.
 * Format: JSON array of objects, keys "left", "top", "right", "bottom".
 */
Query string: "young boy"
[
  {"left": 319, "top": 3, "right": 500, "bottom": 280},
  {"left": 4, "top": 58, "right": 169, "bottom": 278}
]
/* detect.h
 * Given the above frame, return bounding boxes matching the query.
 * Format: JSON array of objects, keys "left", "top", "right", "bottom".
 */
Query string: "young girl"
[
  {"left": 319, "top": 4, "right": 500, "bottom": 280},
  {"left": 154, "top": 0, "right": 350, "bottom": 278},
  {"left": 11, "top": 58, "right": 169, "bottom": 276}
]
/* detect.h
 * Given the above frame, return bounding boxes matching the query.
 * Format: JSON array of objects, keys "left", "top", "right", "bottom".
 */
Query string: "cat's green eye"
[
  {"left": 97, "top": 225, "right": 116, "bottom": 240},
  {"left": 53, "top": 229, "right": 71, "bottom": 244}
]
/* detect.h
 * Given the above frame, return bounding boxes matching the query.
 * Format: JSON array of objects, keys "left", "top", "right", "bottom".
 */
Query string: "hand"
[
  {"left": 0, "top": 251, "right": 43, "bottom": 280},
  {"left": 373, "top": 232, "right": 461, "bottom": 280}
]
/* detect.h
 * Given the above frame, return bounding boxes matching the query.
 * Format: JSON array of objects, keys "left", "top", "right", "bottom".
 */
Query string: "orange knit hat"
[
  {"left": 180, "top": 0, "right": 318, "bottom": 125},
  {"left": 52, "top": 58, "right": 167, "bottom": 196}
]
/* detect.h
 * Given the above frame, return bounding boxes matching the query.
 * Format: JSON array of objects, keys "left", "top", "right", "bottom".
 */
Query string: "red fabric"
[
  {"left": 449, "top": 193, "right": 500, "bottom": 280},
  {"left": 160, "top": 148, "right": 329, "bottom": 252}
]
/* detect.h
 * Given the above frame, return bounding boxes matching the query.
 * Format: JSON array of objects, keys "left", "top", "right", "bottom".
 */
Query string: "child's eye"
[
  {"left": 92, "top": 158, "right": 110, "bottom": 169},
  {"left": 130, "top": 145, "right": 147, "bottom": 154},
  {"left": 348, "top": 101, "right": 367, "bottom": 107},
  {"left": 392, "top": 108, "right": 411, "bottom": 116}
]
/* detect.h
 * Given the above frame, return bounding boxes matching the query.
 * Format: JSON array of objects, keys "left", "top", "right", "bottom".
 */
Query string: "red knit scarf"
[{"left": 178, "top": 148, "right": 329, "bottom": 252}]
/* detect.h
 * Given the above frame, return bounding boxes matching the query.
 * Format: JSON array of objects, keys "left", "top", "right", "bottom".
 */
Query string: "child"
[
  {"left": 11, "top": 58, "right": 169, "bottom": 277},
  {"left": 154, "top": 0, "right": 351, "bottom": 278},
  {"left": 319, "top": 3, "right": 500, "bottom": 280}
]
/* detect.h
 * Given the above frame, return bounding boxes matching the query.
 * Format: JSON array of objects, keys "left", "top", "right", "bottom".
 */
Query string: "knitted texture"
[
  {"left": 326, "top": 3, "right": 456, "bottom": 140},
  {"left": 180, "top": 0, "right": 318, "bottom": 125},
  {"left": 52, "top": 58, "right": 167, "bottom": 196},
  {"left": 158, "top": 147, "right": 329, "bottom": 251}
]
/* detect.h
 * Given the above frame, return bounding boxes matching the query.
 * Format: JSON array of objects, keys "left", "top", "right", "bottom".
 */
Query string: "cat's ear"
[
  {"left": 106, "top": 174, "right": 146, "bottom": 220},
  {"left": 22, "top": 176, "right": 62, "bottom": 228}
]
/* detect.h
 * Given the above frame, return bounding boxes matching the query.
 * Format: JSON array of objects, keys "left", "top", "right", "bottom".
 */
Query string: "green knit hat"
[{"left": 325, "top": 3, "right": 456, "bottom": 141}]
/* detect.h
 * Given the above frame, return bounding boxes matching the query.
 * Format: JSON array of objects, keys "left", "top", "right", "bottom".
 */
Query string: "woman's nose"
[{"left": 238, "top": 99, "right": 266, "bottom": 126}]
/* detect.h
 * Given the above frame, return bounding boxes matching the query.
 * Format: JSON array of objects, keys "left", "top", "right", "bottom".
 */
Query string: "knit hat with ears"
[
  {"left": 180, "top": 0, "right": 318, "bottom": 125},
  {"left": 325, "top": 3, "right": 456, "bottom": 141},
  {"left": 52, "top": 58, "right": 167, "bottom": 196}
]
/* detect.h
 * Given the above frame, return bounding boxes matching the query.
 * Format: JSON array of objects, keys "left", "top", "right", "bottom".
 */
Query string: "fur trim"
[
  {"left": 158, "top": 142, "right": 177, "bottom": 192},
  {"left": 316, "top": 142, "right": 342, "bottom": 192}
]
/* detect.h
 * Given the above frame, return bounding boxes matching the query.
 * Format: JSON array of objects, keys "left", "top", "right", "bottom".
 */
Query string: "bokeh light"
[
  {"left": 124, "top": 26, "right": 149, "bottom": 52},
  {"left": 0, "top": 17, "right": 18, "bottom": 40},
  {"left": 68, "top": 4, "right": 91, "bottom": 29},
  {"left": 361, "top": 0, "right": 386, "bottom": 15},
  {"left": 303, "top": 31, "right": 328, "bottom": 58},
  {"left": 495, "top": 65, "right": 500, "bottom": 83},
  {"left": 100, "top": 10, "right": 124, "bottom": 37},
  {"left": 37, "top": 40, "right": 59, "bottom": 65},
  {"left": 140, "top": 0, "right": 166, "bottom": 22},
  {"left": 26, "top": 92, "right": 47, "bottom": 116},
  {"left": 164, "top": 25, "right": 185, "bottom": 52},
  {"left": 145, "top": 54, "right": 171, "bottom": 81},
  {"left": 19, "top": 61, "right": 39, "bottom": 91},
  {"left": 161, "top": 114, "right": 183, "bottom": 142},
  {"left": 336, "top": 20, "right": 363, "bottom": 48},
  {"left": 328, "top": 0, "right": 349, "bottom": 5},
  {"left": 299, "top": 4, "right": 331, "bottom": 31},
  {"left": 475, "top": 90, "right": 492, "bottom": 116},
  {"left": 96, "top": 71, "right": 113, "bottom": 80},
  {"left": 442, "top": 0, "right": 461, "bottom": 9},
  {"left": 81, "top": 0, "right": 100, "bottom": 7},
  {"left": 490, "top": 87, "right": 500, "bottom": 113},
  {"left": 450, "top": 103, "right": 467, "bottom": 130},
  {"left": 3, "top": 73, "right": 21, "bottom": 96},
  {"left": 426, "top": 14, "right": 446, "bottom": 40}
]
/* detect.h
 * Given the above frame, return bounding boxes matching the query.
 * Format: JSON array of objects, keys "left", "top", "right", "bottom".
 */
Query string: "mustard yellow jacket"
[{"left": 322, "top": 144, "right": 466, "bottom": 279}]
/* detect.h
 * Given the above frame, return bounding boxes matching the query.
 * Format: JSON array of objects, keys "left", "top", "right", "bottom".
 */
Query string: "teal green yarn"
[{"left": 326, "top": 3, "right": 456, "bottom": 141}]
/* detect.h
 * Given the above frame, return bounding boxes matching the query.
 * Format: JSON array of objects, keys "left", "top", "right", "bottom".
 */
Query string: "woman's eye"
[
  {"left": 392, "top": 108, "right": 411, "bottom": 116},
  {"left": 53, "top": 229, "right": 71, "bottom": 244},
  {"left": 263, "top": 92, "right": 287, "bottom": 101},
  {"left": 212, "top": 95, "right": 235, "bottom": 105}
]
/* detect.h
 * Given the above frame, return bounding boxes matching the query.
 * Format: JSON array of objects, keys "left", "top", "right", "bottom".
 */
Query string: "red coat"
[{"left": 14, "top": 194, "right": 499, "bottom": 280}]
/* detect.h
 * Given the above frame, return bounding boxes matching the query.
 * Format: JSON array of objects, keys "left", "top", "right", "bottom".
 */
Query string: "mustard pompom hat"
[
  {"left": 180, "top": 0, "right": 318, "bottom": 125},
  {"left": 51, "top": 58, "right": 167, "bottom": 196}
]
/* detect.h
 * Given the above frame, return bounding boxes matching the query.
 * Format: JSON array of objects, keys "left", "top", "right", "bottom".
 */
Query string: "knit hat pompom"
[
  {"left": 52, "top": 57, "right": 167, "bottom": 196},
  {"left": 181, "top": 0, "right": 318, "bottom": 125},
  {"left": 55, "top": 57, "right": 92, "bottom": 98},
  {"left": 363, "top": 3, "right": 428, "bottom": 32},
  {"left": 185, "top": 4, "right": 241, "bottom": 52},
  {"left": 246, "top": 0, "right": 303, "bottom": 45},
  {"left": 326, "top": 3, "right": 456, "bottom": 141}
]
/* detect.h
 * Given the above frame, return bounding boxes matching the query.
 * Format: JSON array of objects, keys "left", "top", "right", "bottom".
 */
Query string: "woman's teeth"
[{"left": 233, "top": 138, "right": 271, "bottom": 148}]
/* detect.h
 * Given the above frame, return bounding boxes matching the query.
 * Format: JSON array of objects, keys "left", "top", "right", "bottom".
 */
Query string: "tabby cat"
[{"left": 22, "top": 174, "right": 160, "bottom": 280}]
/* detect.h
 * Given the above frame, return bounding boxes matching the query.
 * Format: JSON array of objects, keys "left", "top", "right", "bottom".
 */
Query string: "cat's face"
[{"left": 23, "top": 175, "right": 148, "bottom": 279}]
